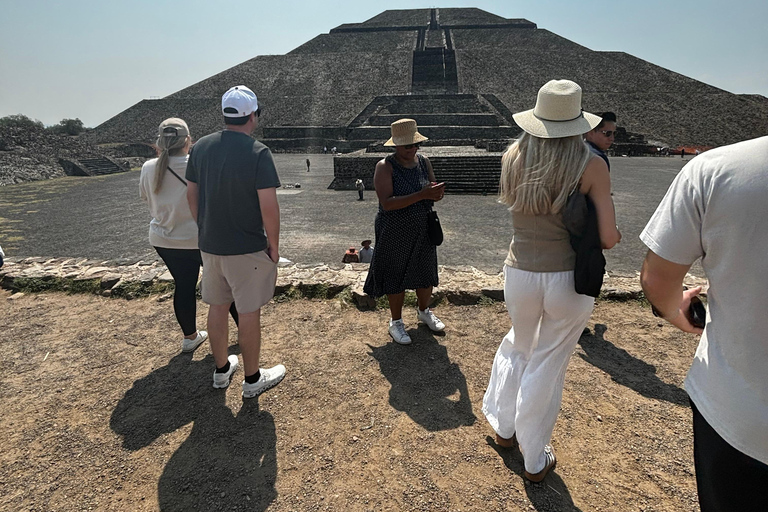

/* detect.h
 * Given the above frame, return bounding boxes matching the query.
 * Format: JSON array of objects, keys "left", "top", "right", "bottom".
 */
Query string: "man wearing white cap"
[{"left": 186, "top": 85, "right": 286, "bottom": 398}]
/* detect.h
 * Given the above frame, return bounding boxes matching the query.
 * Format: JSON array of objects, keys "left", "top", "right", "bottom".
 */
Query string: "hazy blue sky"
[{"left": 1, "top": 0, "right": 766, "bottom": 127}]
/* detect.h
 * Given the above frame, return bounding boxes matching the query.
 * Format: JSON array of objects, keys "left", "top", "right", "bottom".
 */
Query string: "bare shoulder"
[{"left": 376, "top": 158, "right": 393, "bottom": 172}]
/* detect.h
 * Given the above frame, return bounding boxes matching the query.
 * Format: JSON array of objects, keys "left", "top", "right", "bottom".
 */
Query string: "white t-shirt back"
[{"left": 640, "top": 136, "right": 768, "bottom": 465}]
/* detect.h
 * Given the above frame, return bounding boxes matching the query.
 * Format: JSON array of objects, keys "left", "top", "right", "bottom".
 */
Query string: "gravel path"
[{"left": 0, "top": 154, "right": 700, "bottom": 276}]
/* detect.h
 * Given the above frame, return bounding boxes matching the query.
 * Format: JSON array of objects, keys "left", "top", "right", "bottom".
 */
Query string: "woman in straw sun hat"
[
  {"left": 482, "top": 80, "right": 621, "bottom": 482},
  {"left": 139, "top": 118, "right": 239, "bottom": 353},
  {"left": 363, "top": 118, "right": 446, "bottom": 345}
]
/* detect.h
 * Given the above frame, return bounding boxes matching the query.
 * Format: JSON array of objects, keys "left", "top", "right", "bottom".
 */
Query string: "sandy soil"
[{"left": 1, "top": 289, "right": 701, "bottom": 511}]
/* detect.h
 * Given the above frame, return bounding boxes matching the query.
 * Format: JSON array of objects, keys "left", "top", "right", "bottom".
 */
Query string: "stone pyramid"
[{"left": 92, "top": 7, "right": 768, "bottom": 149}]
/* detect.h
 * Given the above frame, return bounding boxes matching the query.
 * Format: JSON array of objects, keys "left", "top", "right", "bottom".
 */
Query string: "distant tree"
[
  {"left": 0, "top": 114, "right": 44, "bottom": 131},
  {"left": 48, "top": 118, "right": 86, "bottom": 136}
]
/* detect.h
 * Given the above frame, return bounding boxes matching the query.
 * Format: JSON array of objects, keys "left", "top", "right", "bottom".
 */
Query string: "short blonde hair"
[{"left": 498, "top": 132, "right": 591, "bottom": 215}]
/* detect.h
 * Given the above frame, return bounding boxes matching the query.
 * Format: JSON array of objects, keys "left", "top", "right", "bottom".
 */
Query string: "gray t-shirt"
[{"left": 186, "top": 130, "right": 280, "bottom": 255}]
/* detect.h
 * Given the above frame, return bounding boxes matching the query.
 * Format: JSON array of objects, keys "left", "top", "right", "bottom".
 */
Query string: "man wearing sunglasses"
[{"left": 584, "top": 111, "right": 617, "bottom": 171}]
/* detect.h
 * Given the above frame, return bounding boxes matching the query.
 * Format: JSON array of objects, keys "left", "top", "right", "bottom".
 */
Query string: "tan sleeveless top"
[{"left": 504, "top": 211, "right": 575, "bottom": 272}]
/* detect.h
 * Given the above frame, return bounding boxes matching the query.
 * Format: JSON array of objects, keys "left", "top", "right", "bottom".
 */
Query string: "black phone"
[{"left": 688, "top": 296, "right": 706, "bottom": 329}]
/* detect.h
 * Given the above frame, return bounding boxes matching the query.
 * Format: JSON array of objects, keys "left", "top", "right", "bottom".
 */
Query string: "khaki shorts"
[{"left": 200, "top": 250, "right": 277, "bottom": 314}]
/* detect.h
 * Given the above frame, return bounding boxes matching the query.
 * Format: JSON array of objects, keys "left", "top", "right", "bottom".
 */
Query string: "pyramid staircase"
[
  {"left": 58, "top": 156, "right": 125, "bottom": 177},
  {"left": 430, "top": 154, "right": 502, "bottom": 195},
  {"left": 344, "top": 93, "right": 518, "bottom": 148}
]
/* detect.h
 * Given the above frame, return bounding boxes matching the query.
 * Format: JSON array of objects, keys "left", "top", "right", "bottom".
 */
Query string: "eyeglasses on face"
[
  {"left": 599, "top": 130, "right": 616, "bottom": 138},
  {"left": 403, "top": 143, "right": 421, "bottom": 149}
]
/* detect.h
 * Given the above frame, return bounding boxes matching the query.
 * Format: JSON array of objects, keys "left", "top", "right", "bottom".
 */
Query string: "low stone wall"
[{"left": 0, "top": 256, "right": 709, "bottom": 307}]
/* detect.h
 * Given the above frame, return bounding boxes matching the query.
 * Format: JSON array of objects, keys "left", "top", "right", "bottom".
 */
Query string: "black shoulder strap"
[{"left": 167, "top": 166, "right": 187, "bottom": 186}]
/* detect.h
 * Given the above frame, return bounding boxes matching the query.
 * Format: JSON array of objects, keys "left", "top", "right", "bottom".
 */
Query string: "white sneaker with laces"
[
  {"left": 417, "top": 308, "right": 445, "bottom": 332},
  {"left": 212, "top": 354, "right": 239, "bottom": 389},
  {"left": 388, "top": 319, "right": 412, "bottom": 345},
  {"left": 242, "top": 365, "right": 286, "bottom": 398},
  {"left": 181, "top": 330, "right": 208, "bottom": 353}
]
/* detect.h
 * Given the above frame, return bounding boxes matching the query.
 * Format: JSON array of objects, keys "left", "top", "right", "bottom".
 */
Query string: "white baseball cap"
[{"left": 221, "top": 85, "right": 259, "bottom": 117}]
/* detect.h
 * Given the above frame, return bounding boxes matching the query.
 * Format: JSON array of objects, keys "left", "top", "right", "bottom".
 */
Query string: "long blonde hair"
[
  {"left": 498, "top": 132, "right": 592, "bottom": 215},
  {"left": 153, "top": 120, "right": 190, "bottom": 193}
]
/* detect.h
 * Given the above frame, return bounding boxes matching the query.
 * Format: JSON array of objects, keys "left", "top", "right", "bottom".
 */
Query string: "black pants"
[
  {"left": 691, "top": 399, "right": 768, "bottom": 512},
  {"left": 154, "top": 247, "right": 238, "bottom": 336},
  {"left": 358, "top": 189, "right": 364, "bottom": 200}
]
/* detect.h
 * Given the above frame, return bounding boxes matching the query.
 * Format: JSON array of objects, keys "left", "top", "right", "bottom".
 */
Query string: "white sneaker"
[
  {"left": 388, "top": 319, "right": 412, "bottom": 345},
  {"left": 212, "top": 354, "right": 239, "bottom": 389},
  {"left": 242, "top": 365, "right": 286, "bottom": 398},
  {"left": 181, "top": 330, "right": 208, "bottom": 353},
  {"left": 417, "top": 308, "right": 445, "bottom": 332}
]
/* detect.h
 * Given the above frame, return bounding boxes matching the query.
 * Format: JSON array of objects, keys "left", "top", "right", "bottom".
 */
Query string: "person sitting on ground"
[
  {"left": 363, "top": 118, "right": 446, "bottom": 345},
  {"left": 139, "top": 118, "right": 238, "bottom": 353},
  {"left": 584, "top": 111, "right": 616, "bottom": 171},
  {"left": 359, "top": 240, "right": 374, "bottom": 263},
  {"left": 482, "top": 80, "right": 621, "bottom": 483},
  {"left": 342, "top": 247, "right": 359, "bottom": 263}
]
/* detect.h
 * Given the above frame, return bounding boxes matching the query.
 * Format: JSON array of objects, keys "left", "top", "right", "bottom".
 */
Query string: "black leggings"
[{"left": 154, "top": 247, "right": 238, "bottom": 336}]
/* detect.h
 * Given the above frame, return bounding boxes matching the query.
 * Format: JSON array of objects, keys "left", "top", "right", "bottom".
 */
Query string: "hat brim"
[
  {"left": 512, "top": 110, "right": 602, "bottom": 139},
  {"left": 383, "top": 132, "right": 429, "bottom": 147}
]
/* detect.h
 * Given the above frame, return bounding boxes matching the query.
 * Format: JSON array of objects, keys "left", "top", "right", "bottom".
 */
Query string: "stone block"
[{"left": 101, "top": 273, "right": 122, "bottom": 290}]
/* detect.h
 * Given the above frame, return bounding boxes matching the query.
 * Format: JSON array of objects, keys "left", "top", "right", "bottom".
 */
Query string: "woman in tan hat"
[
  {"left": 139, "top": 118, "right": 238, "bottom": 353},
  {"left": 363, "top": 118, "right": 446, "bottom": 345},
  {"left": 482, "top": 80, "right": 621, "bottom": 482}
]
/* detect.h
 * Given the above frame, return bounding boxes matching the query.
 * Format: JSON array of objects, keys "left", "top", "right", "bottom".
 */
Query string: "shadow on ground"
[
  {"left": 578, "top": 323, "right": 689, "bottom": 406},
  {"left": 368, "top": 326, "right": 476, "bottom": 431},
  {"left": 110, "top": 348, "right": 277, "bottom": 512},
  {"left": 487, "top": 436, "right": 583, "bottom": 512}
]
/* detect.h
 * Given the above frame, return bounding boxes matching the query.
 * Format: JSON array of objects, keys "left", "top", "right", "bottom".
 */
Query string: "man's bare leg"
[
  {"left": 208, "top": 303, "right": 231, "bottom": 368},
  {"left": 237, "top": 309, "right": 262, "bottom": 377}
]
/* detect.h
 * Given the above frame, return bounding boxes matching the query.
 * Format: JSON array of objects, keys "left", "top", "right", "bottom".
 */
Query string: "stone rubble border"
[{"left": 0, "top": 257, "right": 708, "bottom": 306}]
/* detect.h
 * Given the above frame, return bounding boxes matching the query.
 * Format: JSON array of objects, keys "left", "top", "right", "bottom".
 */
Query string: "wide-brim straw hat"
[
  {"left": 512, "top": 80, "right": 601, "bottom": 139},
  {"left": 384, "top": 118, "right": 429, "bottom": 147}
]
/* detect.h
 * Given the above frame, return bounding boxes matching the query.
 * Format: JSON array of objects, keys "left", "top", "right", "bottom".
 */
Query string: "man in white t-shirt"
[{"left": 639, "top": 136, "right": 768, "bottom": 511}]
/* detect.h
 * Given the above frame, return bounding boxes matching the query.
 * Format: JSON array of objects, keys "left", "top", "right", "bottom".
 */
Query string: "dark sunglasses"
[
  {"left": 403, "top": 142, "right": 421, "bottom": 149},
  {"left": 255, "top": 108, "right": 262, "bottom": 118},
  {"left": 599, "top": 130, "right": 616, "bottom": 137}
]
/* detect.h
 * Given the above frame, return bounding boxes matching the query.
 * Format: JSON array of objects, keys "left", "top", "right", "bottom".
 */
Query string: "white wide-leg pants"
[{"left": 482, "top": 265, "right": 595, "bottom": 473}]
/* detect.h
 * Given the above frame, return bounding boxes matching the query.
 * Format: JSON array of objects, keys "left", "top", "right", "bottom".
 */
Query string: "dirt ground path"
[{"left": 1, "top": 290, "right": 701, "bottom": 511}]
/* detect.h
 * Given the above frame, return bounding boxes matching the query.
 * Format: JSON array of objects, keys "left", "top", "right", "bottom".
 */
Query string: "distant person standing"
[
  {"left": 139, "top": 118, "right": 238, "bottom": 353},
  {"left": 0, "top": 243, "right": 4, "bottom": 268},
  {"left": 584, "top": 111, "right": 616, "bottom": 171},
  {"left": 640, "top": 136, "right": 768, "bottom": 511},
  {"left": 355, "top": 178, "right": 365, "bottom": 201},
  {"left": 186, "top": 85, "right": 286, "bottom": 398},
  {"left": 681, "top": 148, "right": 686, "bottom": 159},
  {"left": 306, "top": 158, "right": 311, "bottom": 172},
  {"left": 359, "top": 239, "right": 374, "bottom": 263}
]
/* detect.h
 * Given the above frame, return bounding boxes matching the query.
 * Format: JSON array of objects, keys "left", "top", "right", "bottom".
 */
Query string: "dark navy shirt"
[
  {"left": 587, "top": 141, "right": 610, "bottom": 171},
  {"left": 186, "top": 131, "right": 281, "bottom": 255}
]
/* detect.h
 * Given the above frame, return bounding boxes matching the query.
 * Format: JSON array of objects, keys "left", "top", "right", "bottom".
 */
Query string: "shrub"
[
  {"left": 0, "top": 114, "right": 44, "bottom": 131},
  {"left": 48, "top": 118, "right": 86, "bottom": 136}
]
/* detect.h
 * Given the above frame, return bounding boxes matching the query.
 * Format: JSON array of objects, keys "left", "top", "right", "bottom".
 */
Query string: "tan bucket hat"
[
  {"left": 384, "top": 118, "right": 429, "bottom": 146},
  {"left": 512, "top": 80, "right": 601, "bottom": 139}
]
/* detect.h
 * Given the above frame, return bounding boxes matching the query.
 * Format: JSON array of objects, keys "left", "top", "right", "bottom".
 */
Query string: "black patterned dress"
[{"left": 363, "top": 153, "right": 439, "bottom": 297}]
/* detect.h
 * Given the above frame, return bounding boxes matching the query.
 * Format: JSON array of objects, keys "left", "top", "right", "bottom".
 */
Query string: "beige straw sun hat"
[
  {"left": 384, "top": 118, "right": 429, "bottom": 147},
  {"left": 512, "top": 80, "right": 601, "bottom": 139}
]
